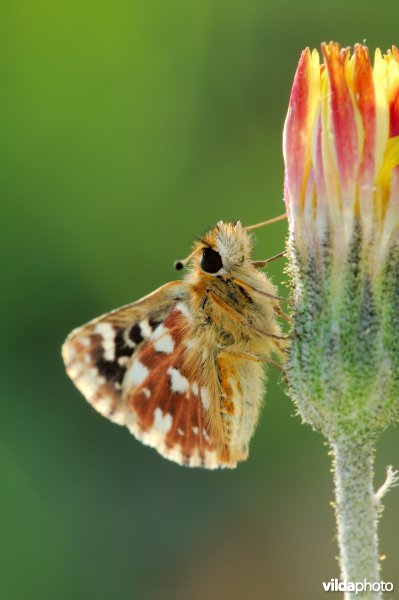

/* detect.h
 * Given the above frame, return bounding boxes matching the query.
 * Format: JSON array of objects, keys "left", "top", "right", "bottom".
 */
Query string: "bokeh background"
[{"left": 2, "top": 2, "right": 399, "bottom": 599}]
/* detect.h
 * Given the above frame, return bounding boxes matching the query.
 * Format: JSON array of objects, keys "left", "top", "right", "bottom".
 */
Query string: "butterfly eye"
[{"left": 200, "top": 247, "right": 223, "bottom": 274}]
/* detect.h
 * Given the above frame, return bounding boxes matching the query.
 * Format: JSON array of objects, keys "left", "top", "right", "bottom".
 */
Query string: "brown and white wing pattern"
[
  {"left": 122, "top": 306, "right": 220, "bottom": 469},
  {"left": 62, "top": 281, "right": 221, "bottom": 469},
  {"left": 62, "top": 281, "right": 185, "bottom": 425}
]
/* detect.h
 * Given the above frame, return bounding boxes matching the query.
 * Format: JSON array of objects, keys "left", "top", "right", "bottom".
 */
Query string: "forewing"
[{"left": 62, "top": 281, "right": 185, "bottom": 424}]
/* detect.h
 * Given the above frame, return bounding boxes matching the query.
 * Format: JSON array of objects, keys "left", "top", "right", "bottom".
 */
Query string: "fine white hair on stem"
[{"left": 373, "top": 466, "right": 399, "bottom": 506}]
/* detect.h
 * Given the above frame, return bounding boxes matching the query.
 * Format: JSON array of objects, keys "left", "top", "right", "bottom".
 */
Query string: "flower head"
[
  {"left": 283, "top": 43, "right": 399, "bottom": 439},
  {"left": 284, "top": 42, "right": 399, "bottom": 266}
]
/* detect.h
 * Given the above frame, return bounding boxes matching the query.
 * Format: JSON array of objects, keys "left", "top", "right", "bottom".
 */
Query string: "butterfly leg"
[
  {"left": 251, "top": 250, "right": 286, "bottom": 267},
  {"left": 274, "top": 305, "right": 292, "bottom": 323},
  {"left": 218, "top": 349, "right": 287, "bottom": 378},
  {"left": 219, "top": 348, "right": 283, "bottom": 368},
  {"left": 207, "top": 290, "right": 290, "bottom": 341},
  {"left": 232, "top": 277, "right": 289, "bottom": 303}
]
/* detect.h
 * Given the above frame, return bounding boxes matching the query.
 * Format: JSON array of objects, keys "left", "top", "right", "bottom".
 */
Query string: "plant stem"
[{"left": 331, "top": 437, "right": 381, "bottom": 599}]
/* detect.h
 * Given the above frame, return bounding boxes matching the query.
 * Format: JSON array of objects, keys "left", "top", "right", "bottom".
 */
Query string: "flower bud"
[{"left": 284, "top": 43, "right": 399, "bottom": 440}]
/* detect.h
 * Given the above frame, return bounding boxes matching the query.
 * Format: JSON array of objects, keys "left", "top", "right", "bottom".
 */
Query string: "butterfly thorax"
[{"left": 186, "top": 266, "right": 279, "bottom": 349}]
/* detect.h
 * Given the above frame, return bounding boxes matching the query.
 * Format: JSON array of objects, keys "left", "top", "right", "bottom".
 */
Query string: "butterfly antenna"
[
  {"left": 244, "top": 213, "right": 287, "bottom": 232},
  {"left": 174, "top": 249, "right": 197, "bottom": 271}
]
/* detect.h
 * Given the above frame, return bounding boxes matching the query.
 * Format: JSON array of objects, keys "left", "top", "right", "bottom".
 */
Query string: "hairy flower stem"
[{"left": 332, "top": 437, "right": 380, "bottom": 599}]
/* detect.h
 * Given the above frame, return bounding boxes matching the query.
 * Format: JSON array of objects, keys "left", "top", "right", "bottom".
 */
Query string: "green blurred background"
[{"left": 2, "top": 1, "right": 399, "bottom": 599}]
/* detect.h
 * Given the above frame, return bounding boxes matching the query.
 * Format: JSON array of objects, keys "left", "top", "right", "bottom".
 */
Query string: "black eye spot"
[{"left": 200, "top": 247, "right": 223, "bottom": 274}]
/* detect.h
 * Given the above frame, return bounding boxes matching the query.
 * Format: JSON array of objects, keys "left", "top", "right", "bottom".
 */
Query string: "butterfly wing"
[
  {"left": 122, "top": 304, "right": 220, "bottom": 468},
  {"left": 62, "top": 281, "right": 185, "bottom": 424},
  {"left": 62, "top": 281, "right": 221, "bottom": 469}
]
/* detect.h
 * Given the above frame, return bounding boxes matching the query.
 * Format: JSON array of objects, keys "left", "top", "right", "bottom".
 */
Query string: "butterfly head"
[{"left": 194, "top": 221, "right": 252, "bottom": 276}]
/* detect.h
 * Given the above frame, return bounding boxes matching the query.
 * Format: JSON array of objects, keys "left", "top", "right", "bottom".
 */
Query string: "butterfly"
[{"left": 62, "top": 215, "right": 287, "bottom": 469}]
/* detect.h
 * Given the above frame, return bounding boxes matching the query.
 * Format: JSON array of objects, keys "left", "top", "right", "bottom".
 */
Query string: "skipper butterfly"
[{"left": 62, "top": 216, "right": 287, "bottom": 469}]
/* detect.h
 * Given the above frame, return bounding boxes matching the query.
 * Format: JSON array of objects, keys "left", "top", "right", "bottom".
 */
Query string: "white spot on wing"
[
  {"left": 63, "top": 344, "right": 76, "bottom": 363},
  {"left": 89, "top": 368, "right": 106, "bottom": 384},
  {"left": 204, "top": 449, "right": 219, "bottom": 469},
  {"left": 142, "top": 387, "right": 151, "bottom": 398},
  {"left": 200, "top": 387, "right": 210, "bottom": 410},
  {"left": 175, "top": 302, "right": 190, "bottom": 318},
  {"left": 164, "top": 444, "right": 185, "bottom": 465},
  {"left": 153, "top": 408, "right": 172, "bottom": 434},
  {"left": 96, "top": 397, "right": 112, "bottom": 415},
  {"left": 192, "top": 426, "right": 199, "bottom": 435},
  {"left": 203, "top": 429, "right": 210, "bottom": 442},
  {"left": 139, "top": 319, "right": 152, "bottom": 338},
  {"left": 151, "top": 323, "right": 166, "bottom": 339},
  {"left": 191, "top": 382, "right": 199, "bottom": 396},
  {"left": 109, "top": 410, "right": 126, "bottom": 425},
  {"left": 154, "top": 334, "right": 174, "bottom": 354},
  {"left": 124, "top": 360, "right": 149, "bottom": 388},
  {"left": 70, "top": 366, "right": 107, "bottom": 392},
  {"left": 95, "top": 323, "right": 116, "bottom": 361},
  {"left": 168, "top": 367, "right": 189, "bottom": 394},
  {"left": 123, "top": 328, "right": 136, "bottom": 348},
  {"left": 188, "top": 449, "right": 202, "bottom": 467}
]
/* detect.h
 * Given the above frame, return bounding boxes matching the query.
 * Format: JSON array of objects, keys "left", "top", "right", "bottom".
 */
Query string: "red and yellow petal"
[
  {"left": 284, "top": 42, "right": 399, "bottom": 263},
  {"left": 283, "top": 48, "right": 320, "bottom": 218},
  {"left": 321, "top": 42, "right": 360, "bottom": 204}
]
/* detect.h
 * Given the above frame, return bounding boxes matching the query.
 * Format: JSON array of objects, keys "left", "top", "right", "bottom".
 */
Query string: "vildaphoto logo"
[{"left": 322, "top": 579, "right": 394, "bottom": 594}]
